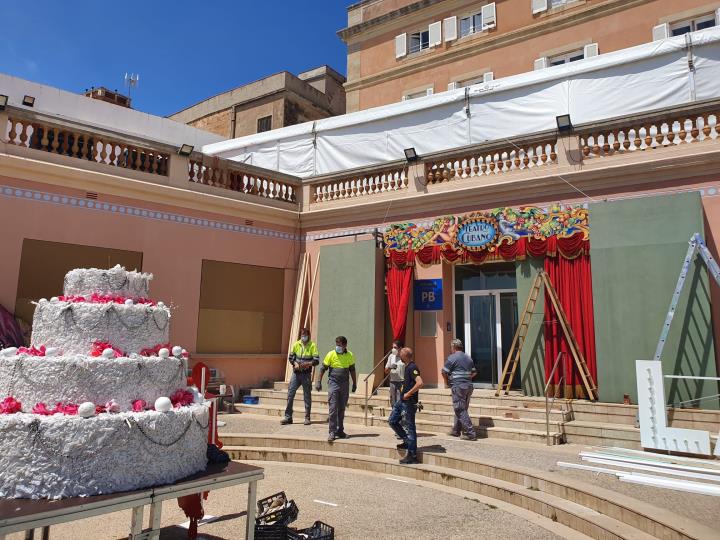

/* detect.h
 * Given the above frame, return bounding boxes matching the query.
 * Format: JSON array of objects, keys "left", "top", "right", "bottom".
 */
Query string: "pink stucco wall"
[{"left": 0, "top": 175, "right": 299, "bottom": 389}]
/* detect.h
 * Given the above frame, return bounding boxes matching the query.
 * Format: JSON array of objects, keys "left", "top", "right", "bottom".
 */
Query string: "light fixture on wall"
[
  {"left": 0, "top": 95, "right": 7, "bottom": 111},
  {"left": 178, "top": 144, "right": 194, "bottom": 156},
  {"left": 22, "top": 95, "right": 35, "bottom": 107},
  {"left": 556, "top": 114, "right": 573, "bottom": 133},
  {"left": 404, "top": 147, "right": 419, "bottom": 162}
]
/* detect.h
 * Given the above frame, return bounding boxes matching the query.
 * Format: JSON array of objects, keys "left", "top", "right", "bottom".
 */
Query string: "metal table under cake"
[{"left": 0, "top": 461, "right": 264, "bottom": 540}]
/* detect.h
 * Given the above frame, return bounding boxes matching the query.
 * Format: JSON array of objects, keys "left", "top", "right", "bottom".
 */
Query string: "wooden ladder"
[{"left": 496, "top": 270, "right": 598, "bottom": 400}]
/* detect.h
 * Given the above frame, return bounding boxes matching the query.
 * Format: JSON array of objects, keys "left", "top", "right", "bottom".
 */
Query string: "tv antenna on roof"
[{"left": 124, "top": 73, "right": 139, "bottom": 102}]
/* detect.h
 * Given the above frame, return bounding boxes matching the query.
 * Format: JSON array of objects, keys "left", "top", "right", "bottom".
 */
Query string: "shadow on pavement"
[
  {"left": 419, "top": 444, "right": 447, "bottom": 454},
  {"left": 346, "top": 433, "right": 380, "bottom": 438}
]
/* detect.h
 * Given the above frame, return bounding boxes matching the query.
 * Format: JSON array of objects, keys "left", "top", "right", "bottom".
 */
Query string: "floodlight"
[
  {"left": 178, "top": 144, "right": 194, "bottom": 156},
  {"left": 556, "top": 114, "right": 573, "bottom": 133},
  {"left": 22, "top": 95, "right": 35, "bottom": 107},
  {"left": 404, "top": 147, "right": 419, "bottom": 162},
  {"left": 0, "top": 95, "right": 7, "bottom": 111}
]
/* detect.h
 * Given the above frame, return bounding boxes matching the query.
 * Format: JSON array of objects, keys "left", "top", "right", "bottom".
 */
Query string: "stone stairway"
[
  {"left": 235, "top": 382, "right": 720, "bottom": 449},
  {"left": 223, "top": 432, "right": 716, "bottom": 540}
]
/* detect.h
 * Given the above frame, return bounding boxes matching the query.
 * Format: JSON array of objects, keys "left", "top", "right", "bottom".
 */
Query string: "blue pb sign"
[{"left": 414, "top": 279, "right": 443, "bottom": 311}]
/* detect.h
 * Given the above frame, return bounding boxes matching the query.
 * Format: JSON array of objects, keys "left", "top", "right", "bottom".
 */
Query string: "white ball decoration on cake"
[
  {"left": 154, "top": 396, "right": 172, "bottom": 412},
  {"left": 39, "top": 298, "right": 48, "bottom": 303},
  {"left": 171, "top": 346, "right": 183, "bottom": 357},
  {"left": 78, "top": 402, "right": 96, "bottom": 418},
  {"left": 101, "top": 348, "right": 116, "bottom": 359},
  {"left": 124, "top": 299, "right": 134, "bottom": 306},
  {"left": 158, "top": 348, "right": 170, "bottom": 359},
  {"left": 45, "top": 347, "right": 59, "bottom": 357},
  {"left": 157, "top": 301, "right": 165, "bottom": 308},
  {"left": 1, "top": 347, "right": 18, "bottom": 357},
  {"left": 50, "top": 297, "right": 59, "bottom": 302}
]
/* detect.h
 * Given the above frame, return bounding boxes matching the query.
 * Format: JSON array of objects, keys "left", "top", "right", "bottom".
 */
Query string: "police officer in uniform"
[
  {"left": 389, "top": 347, "right": 423, "bottom": 464},
  {"left": 315, "top": 336, "right": 357, "bottom": 442},
  {"left": 281, "top": 328, "right": 319, "bottom": 425}
]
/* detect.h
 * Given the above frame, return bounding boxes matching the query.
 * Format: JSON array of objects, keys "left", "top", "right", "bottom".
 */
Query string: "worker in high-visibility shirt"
[
  {"left": 315, "top": 335, "right": 357, "bottom": 442},
  {"left": 281, "top": 328, "right": 320, "bottom": 425}
]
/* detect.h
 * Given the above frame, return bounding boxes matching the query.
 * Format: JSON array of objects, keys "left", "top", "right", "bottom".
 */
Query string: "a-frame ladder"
[{"left": 496, "top": 270, "right": 598, "bottom": 400}]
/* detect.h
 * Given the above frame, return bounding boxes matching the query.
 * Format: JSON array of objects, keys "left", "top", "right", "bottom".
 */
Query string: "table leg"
[
  {"left": 245, "top": 480, "right": 257, "bottom": 540},
  {"left": 129, "top": 505, "right": 144, "bottom": 539},
  {"left": 148, "top": 501, "right": 162, "bottom": 540}
]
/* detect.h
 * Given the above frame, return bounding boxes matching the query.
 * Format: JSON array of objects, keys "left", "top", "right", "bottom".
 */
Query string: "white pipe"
[
  {"left": 582, "top": 457, "right": 720, "bottom": 482},
  {"left": 620, "top": 473, "right": 720, "bottom": 496},
  {"left": 664, "top": 375, "right": 720, "bottom": 381},
  {"left": 580, "top": 451, "right": 720, "bottom": 475}
]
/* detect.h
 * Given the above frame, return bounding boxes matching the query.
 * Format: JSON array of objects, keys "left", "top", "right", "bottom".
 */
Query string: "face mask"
[
  {"left": 391, "top": 348, "right": 398, "bottom": 356},
  {"left": 301, "top": 335, "right": 309, "bottom": 343},
  {"left": 335, "top": 345, "right": 344, "bottom": 354}
]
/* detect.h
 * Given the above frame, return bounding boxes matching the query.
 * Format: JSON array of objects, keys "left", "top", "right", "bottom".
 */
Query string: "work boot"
[
  {"left": 280, "top": 416, "right": 293, "bottom": 425},
  {"left": 461, "top": 434, "right": 477, "bottom": 441},
  {"left": 304, "top": 417, "right": 312, "bottom": 426},
  {"left": 447, "top": 431, "right": 460, "bottom": 437},
  {"left": 336, "top": 431, "right": 348, "bottom": 439},
  {"left": 396, "top": 442, "right": 408, "bottom": 450},
  {"left": 327, "top": 433, "right": 336, "bottom": 442},
  {"left": 400, "top": 455, "right": 419, "bottom": 465}
]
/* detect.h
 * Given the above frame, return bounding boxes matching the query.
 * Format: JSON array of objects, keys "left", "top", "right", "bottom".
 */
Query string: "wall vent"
[
  {"left": 86, "top": 192, "right": 98, "bottom": 200},
  {"left": 245, "top": 219, "right": 254, "bottom": 226}
]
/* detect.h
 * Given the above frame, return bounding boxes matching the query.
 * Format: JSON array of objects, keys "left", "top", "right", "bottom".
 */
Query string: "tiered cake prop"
[{"left": 0, "top": 265, "right": 209, "bottom": 499}]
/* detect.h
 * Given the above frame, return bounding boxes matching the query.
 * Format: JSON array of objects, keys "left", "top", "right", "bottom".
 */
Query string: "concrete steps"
[
  {"left": 234, "top": 402, "right": 564, "bottom": 444},
  {"left": 224, "top": 433, "right": 716, "bottom": 540}
]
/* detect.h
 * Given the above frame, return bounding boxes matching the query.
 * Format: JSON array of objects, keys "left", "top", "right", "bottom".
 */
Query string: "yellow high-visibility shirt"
[
  {"left": 290, "top": 340, "right": 319, "bottom": 360},
  {"left": 323, "top": 349, "right": 355, "bottom": 369}
]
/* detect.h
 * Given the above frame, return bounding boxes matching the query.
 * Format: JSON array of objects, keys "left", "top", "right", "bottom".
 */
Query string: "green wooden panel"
[{"left": 517, "top": 257, "right": 546, "bottom": 396}]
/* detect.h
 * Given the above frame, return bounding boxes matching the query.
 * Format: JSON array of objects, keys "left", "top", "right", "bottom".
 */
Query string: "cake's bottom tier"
[{"left": 0, "top": 404, "right": 209, "bottom": 499}]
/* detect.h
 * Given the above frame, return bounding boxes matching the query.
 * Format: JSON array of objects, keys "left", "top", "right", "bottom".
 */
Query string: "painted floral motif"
[
  {"left": 0, "top": 396, "right": 22, "bottom": 414},
  {"left": 383, "top": 204, "right": 589, "bottom": 255}
]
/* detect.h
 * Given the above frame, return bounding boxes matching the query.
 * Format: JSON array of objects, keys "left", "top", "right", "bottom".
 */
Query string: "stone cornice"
[
  {"left": 338, "top": 0, "right": 444, "bottom": 42},
  {"left": 343, "top": 0, "right": 652, "bottom": 92}
]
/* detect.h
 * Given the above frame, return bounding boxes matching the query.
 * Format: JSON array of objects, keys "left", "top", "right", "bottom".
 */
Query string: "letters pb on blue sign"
[{"left": 414, "top": 279, "right": 443, "bottom": 311}]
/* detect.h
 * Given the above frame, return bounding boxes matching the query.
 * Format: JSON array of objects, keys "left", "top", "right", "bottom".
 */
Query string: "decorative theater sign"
[{"left": 383, "top": 204, "right": 589, "bottom": 267}]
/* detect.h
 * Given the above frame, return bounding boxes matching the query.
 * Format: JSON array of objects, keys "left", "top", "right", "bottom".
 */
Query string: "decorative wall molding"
[{"left": 0, "top": 184, "right": 299, "bottom": 241}]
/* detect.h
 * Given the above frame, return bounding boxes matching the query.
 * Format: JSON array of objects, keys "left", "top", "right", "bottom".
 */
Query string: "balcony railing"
[
  {"left": 4, "top": 115, "right": 170, "bottom": 176},
  {"left": 188, "top": 155, "right": 299, "bottom": 204},
  {"left": 309, "top": 164, "right": 408, "bottom": 204}
]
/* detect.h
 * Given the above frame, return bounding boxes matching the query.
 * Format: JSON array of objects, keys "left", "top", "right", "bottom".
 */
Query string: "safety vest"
[
  {"left": 323, "top": 349, "right": 355, "bottom": 369},
  {"left": 291, "top": 340, "right": 318, "bottom": 360}
]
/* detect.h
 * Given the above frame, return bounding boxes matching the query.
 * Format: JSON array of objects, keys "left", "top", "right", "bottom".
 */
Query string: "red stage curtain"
[
  {"left": 386, "top": 266, "right": 413, "bottom": 342},
  {"left": 543, "top": 251, "right": 598, "bottom": 398}
]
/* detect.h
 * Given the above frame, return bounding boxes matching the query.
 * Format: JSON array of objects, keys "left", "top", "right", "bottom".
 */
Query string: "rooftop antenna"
[{"left": 124, "top": 73, "right": 139, "bottom": 103}]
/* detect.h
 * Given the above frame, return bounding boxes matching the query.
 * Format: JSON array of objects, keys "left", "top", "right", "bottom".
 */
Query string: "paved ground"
[
  {"left": 5, "top": 463, "right": 562, "bottom": 540},
  {"left": 218, "top": 412, "right": 720, "bottom": 529}
]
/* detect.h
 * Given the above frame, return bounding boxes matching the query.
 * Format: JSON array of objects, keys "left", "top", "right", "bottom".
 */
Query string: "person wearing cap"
[
  {"left": 388, "top": 347, "right": 423, "bottom": 464},
  {"left": 281, "top": 328, "right": 319, "bottom": 425},
  {"left": 442, "top": 338, "right": 477, "bottom": 441},
  {"left": 315, "top": 336, "right": 357, "bottom": 442}
]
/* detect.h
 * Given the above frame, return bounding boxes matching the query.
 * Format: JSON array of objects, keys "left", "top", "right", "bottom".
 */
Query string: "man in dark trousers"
[
  {"left": 315, "top": 336, "right": 357, "bottom": 442},
  {"left": 442, "top": 338, "right": 477, "bottom": 441},
  {"left": 281, "top": 328, "right": 319, "bottom": 425},
  {"left": 388, "top": 347, "right": 423, "bottom": 464}
]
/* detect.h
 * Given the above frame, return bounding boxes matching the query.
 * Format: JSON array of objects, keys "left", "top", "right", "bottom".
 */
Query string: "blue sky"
[{"left": 0, "top": 0, "right": 349, "bottom": 117}]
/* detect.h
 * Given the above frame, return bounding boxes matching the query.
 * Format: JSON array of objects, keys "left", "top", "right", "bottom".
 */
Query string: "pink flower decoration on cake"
[
  {"left": 0, "top": 396, "right": 22, "bottom": 414},
  {"left": 170, "top": 389, "right": 194, "bottom": 408},
  {"left": 57, "top": 294, "right": 155, "bottom": 305},
  {"left": 32, "top": 403, "right": 55, "bottom": 415},
  {"left": 58, "top": 403, "right": 79, "bottom": 415},
  {"left": 105, "top": 400, "right": 120, "bottom": 413},
  {"left": 139, "top": 343, "right": 171, "bottom": 357},
  {"left": 18, "top": 345, "right": 46, "bottom": 356},
  {"left": 90, "top": 341, "right": 125, "bottom": 358},
  {"left": 132, "top": 399, "right": 148, "bottom": 412}
]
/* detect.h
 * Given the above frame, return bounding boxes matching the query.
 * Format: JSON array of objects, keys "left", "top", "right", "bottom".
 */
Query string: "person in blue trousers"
[{"left": 388, "top": 347, "right": 423, "bottom": 464}]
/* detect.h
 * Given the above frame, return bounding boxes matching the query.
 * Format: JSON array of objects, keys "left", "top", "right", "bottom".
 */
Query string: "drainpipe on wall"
[{"left": 230, "top": 104, "right": 240, "bottom": 139}]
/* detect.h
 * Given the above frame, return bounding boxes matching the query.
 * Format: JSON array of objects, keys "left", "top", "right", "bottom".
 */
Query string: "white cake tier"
[
  {"left": 0, "top": 354, "right": 185, "bottom": 411},
  {"left": 0, "top": 405, "right": 209, "bottom": 499},
  {"left": 63, "top": 265, "right": 152, "bottom": 299},
  {"left": 31, "top": 300, "right": 170, "bottom": 355}
]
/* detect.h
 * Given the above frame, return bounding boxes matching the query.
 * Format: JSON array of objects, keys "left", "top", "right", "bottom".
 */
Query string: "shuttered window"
[{"left": 409, "top": 30, "right": 430, "bottom": 53}]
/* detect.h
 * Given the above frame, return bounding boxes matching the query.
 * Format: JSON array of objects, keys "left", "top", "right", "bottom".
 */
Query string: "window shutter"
[
  {"left": 583, "top": 43, "right": 599, "bottom": 58},
  {"left": 401, "top": 95, "right": 408, "bottom": 101},
  {"left": 483, "top": 71, "right": 494, "bottom": 83},
  {"left": 482, "top": 2, "right": 497, "bottom": 29},
  {"left": 652, "top": 23, "right": 669, "bottom": 41},
  {"left": 395, "top": 33, "right": 407, "bottom": 58},
  {"left": 447, "top": 82, "right": 459, "bottom": 91},
  {"left": 444, "top": 16, "right": 458, "bottom": 42},
  {"left": 426, "top": 88, "right": 434, "bottom": 96},
  {"left": 534, "top": 57, "right": 548, "bottom": 70},
  {"left": 429, "top": 21, "right": 442, "bottom": 47},
  {"left": 716, "top": 8, "right": 720, "bottom": 24},
  {"left": 532, "top": 0, "right": 548, "bottom": 15}
]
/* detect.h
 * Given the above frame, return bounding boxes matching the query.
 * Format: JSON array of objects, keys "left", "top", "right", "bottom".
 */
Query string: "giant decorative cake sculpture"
[{"left": 0, "top": 265, "right": 209, "bottom": 499}]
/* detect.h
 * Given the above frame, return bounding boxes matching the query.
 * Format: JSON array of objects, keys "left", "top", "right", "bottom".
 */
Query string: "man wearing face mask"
[
  {"left": 315, "top": 336, "right": 357, "bottom": 442},
  {"left": 281, "top": 328, "right": 319, "bottom": 425},
  {"left": 384, "top": 339, "right": 405, "bottom": 407}
]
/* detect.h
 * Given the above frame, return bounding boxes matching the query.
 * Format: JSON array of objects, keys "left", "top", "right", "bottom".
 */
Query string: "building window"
[
  {"left": 549, "top": 0, "right": 579, "bottom": 8},
  {"left": 460, "top": 12, "right": 483, "bottom": 37},
  {"left": 549, "top": 49, "right": 585, "bottom": 66},
  {"left": 257, "top": 115, "right": 272, "bottom": 133},
  {"left": 403, "top": 87, "right": 433, "bottom": 101},
  {"left": 670, "top": 14, "right": 716, "bottom": 36},
  {"left": 409, "top": 30, "right": 430, "bottom": 53}
]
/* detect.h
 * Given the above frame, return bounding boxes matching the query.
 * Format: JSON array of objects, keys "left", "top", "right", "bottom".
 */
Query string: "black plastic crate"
[
  {"left": 287, "top": 521, "right": 334, "bottom": 540},
  {"left": 257, "top": 491, "right": 289, "bottom": 515},
  {"left": 255, "top": 523, "right": 288, "bottom": 540},
  {"left": 256, "top": 499, "right": 299, "bottom": 526}
]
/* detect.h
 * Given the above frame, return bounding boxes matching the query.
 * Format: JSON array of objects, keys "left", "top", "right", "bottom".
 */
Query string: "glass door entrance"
[{"left": 454, "top": 264, "right": 519, "bottom": 388}]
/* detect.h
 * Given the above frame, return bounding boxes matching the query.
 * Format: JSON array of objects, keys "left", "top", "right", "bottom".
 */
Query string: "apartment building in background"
[
  {"left": 339, "top": 0, "right": 720, "bottom": 111},
  {"left": 169, "top": 66, "right": 346, "bottom": 138}
]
